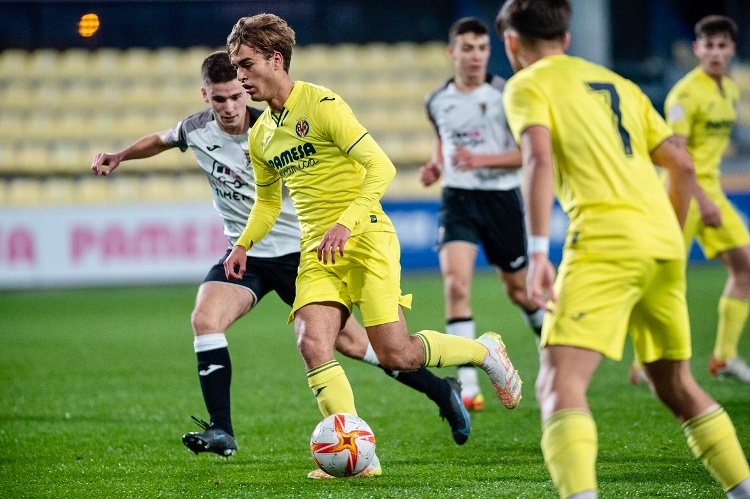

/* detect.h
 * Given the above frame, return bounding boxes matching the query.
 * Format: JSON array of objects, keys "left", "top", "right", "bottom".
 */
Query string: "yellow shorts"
[
  {"left": 542, "top": 256, "right": 691, "bottom": 362},
  {"left": 684, "top": 191, "right": 750, "bottom": 259},
  {"left": 290, "top": 231, "right": 412, "bottom": 326}
]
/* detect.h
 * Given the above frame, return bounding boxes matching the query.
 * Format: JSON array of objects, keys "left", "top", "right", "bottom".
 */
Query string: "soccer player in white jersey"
[
  {"left": 420, "top": 17, "right": 544, "bottom": 411},
  {"left": 90, "top": 51, "right": 472, "bottom": 458}
]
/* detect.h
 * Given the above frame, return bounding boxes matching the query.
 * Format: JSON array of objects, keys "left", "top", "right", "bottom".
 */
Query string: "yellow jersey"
[
  {"left": 503, "top": 54, "right": 684, "bottom": 260},
  {"left": 236, "top": 81, "right": 396, "bottom": 253},
  {"left": 664, "top": 67, "right": 739, "bottom": 190}
]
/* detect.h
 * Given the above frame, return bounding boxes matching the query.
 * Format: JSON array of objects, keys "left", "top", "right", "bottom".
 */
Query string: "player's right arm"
[
  {"left": 91, "top": 130, "right": 173, "bottom": 176},
  {"left": 520, "top": 124, "right": 557, "bottom": 309},
  {"left": 419, "top": 137, "right": 443, "bottom": 187},
  {"left": 225, "top": 144, "right": 282, "bottom": 279}
]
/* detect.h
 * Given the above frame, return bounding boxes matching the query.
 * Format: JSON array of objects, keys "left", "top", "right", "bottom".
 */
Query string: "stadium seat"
[
  {"left": 5, "top": 177, "right": 42, "bottom": 205},
  {"left": 0, "top": 82, "right": 32, "bottom": 111},
  {"left": 117, "top": 47, "right": 154, "bottom": 79},
  {"left": 0, "top": 110, "right": 25, "bottom": 142},
  {"left": 88, "top": 47, "right": 121, "bottom": 79},
  {"left": 49, "top": 142, "right": 88, "bottom": 173},
  {"left": 39, "top": 177, "right": 76, "bottom": 204},
  {"left": 110, "top": 175, "right": 146, "bottom": 202},
  {"left": 0, "top": 48, "right": 28, "bottom": 78},
  {"left": 173, "top": 173, "right": 212, "bottom": 202},
  {"left": 15, "top": 144, "right": 49, "bottom": 174},
  {"left": 26, "top": 48, "right": 59, "bottom": 80},
  {"left": 57, "top": 48, "right": 92, "bottom": 80},
  {"left": 0, "top": 141, "right": 18, "bottom": 173}
]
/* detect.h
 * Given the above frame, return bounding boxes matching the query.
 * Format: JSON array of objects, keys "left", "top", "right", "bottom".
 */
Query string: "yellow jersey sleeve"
[
  {"left": 664, "top": 81, "right": 698, "bottom": 138},
  {"left": 664, "top": 67, "right": 738, "bottom": 186},
  {"left": 336, "top": 133, "right": 396, "bottom": 230},
  {"left": 234, "top": 130, "right": 283, "bottom": 250},
  {"left": 504, "top": 77, "right": 550, "bottom": 142}
]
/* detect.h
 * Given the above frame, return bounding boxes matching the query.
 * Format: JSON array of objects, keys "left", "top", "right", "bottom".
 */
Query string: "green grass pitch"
[{"left": 1, "top": 264, "right": 748, "bottom": 498}]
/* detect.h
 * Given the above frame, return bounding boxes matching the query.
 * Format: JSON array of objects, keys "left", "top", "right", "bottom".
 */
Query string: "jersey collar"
[{"left": 270, "top": 81, "right": 302, "bottom": 127}]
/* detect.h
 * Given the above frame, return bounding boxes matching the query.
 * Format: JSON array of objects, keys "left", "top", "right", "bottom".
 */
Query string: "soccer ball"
[{"left": 310, "top": 413, "right": 376, "bottom": 477}]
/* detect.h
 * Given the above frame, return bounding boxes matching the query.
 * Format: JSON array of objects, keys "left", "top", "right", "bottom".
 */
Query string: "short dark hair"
[
  {"left": 448, "top": 17, "right": 490, "bottom": 46},
  {"left": 201, "top": 51, "right": 237, "bottom": 86},
  {"left": 695, "top": 15, "right": 738, "bottom": 42},
  {"left": 495, "top": 0, "right": 571, "bottom": 43}
]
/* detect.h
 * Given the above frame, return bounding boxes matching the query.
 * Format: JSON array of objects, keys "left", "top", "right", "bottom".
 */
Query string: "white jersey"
[
  {"left": 165, "top": 107, "right": 301, "bottom": 258},
  {"left": 426, "top": 73, "right": 521, "bottom": 191}
]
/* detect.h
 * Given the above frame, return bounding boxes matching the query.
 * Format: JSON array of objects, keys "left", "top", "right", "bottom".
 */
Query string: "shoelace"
[{"left": 191, "top": 415, "right": 211, "bottom": 431}]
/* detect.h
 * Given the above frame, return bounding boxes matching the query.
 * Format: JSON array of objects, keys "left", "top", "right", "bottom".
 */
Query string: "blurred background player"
[
  {"left": 497, "top": 0, "right": 750, "bottom": 498},
  {"left": 225, "top": 13, "right": 522, "bottom": 478},
  {"left": 90, "top": 51, "right": 473, "bottom": 459},
  {"left": 420, "top": 16, "right": 544, "bottom": 411},
  {"left": 664, "top": 15, "right": 750, "bottom": 382}
]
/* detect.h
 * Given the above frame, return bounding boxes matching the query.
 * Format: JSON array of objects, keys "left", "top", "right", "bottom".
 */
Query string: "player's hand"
[
  {"left": 697, "top": 198, "right": 722, "bottom": 228},
  {"left": 451, "top": 146, "right": 479, "bottom": 171},
  {"left": 91, "top": 152, "right": 121, "bottom": 176},
  {"left": 317, "top": 223, "right": 351, "bottom": 264},
  {"left": 419, "top": 162, "right": 441, "bottom": 186},
  {"left": 223, "top": 245, "right": 248, "bottom": 280},
  {"left": 527, "top": 253, "right": 556, "bottom": 311}
]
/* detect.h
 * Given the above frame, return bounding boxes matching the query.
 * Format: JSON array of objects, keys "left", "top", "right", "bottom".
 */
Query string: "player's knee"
[
  {"left": 333, "top": 332, "right": 360, "bottom": 359},
  {"left": 445, "top": 276, "right": 470, "bottom": 305},
  {"left": 374, "top": 344, "right": 422, "bottom": 371},
  {"left": 506, "top": 286, "right": 528, "bottom": 307},
  {"left": 191, "top": 307, "right": 218, "bottom": 335},
  {"left": 732, "top": 266, "right": 750, "bottom": 291}
]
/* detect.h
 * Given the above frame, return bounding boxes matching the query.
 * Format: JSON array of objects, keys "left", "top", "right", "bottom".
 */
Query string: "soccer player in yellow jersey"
[
  {"left": 665, "top": 15, "right": 750, "bottom": 382},
  {"left": 223, "top": 13, "right": 522, "bottom": 478},
  {"left": 497, "top": 1, "right": 750, "bottom": 498}
]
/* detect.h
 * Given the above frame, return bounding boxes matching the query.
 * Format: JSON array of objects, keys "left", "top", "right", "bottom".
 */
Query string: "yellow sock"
[
  {"left": 683, "top": 407, "right": 750, "bottom": 492},
  {"left": 415, "top": 329, "right": 486, "bottom": 368},
  {"left": 541, "top": 409, "right": 598, "bottom": 498},
  {"left": 715, "top": 296, "right": 749, "bottom": 361},
  {"left": 307, "top": 360, "right": 356, "bottom": 417}
]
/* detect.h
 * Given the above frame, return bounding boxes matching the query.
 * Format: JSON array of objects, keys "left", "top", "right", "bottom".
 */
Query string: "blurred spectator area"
[
  {"left": 3, "top": 42, "right": 750, "bottom": 207},
  {"left": 0, "top": 43, "right": 449, "bottom": 205}
]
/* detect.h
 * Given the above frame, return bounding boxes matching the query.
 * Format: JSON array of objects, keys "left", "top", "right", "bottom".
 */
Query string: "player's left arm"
[
  {"left": 653, "top": 89, "right": 721, "bottom": 228},
  {"left": 451, "top": 145, "right": 522, "bottom": 171},
  {"left": 651, "top": 136, "right": 721, "bottom": 228},
  {"left": 317, "top": 133, "right": 395, "bottom": 263},
  {"left": 315, "top": 96, "right": 395, "bottom": 262}
]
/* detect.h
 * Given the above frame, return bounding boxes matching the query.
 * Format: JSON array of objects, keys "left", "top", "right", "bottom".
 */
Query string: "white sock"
[
  {"left": 194, "top": 333, "right": 228, "bottom": 352},
  {"left": 568, "top": 492, "right": 597, "bottom": 499},
  {"left": 458, "top": 366, "right": 479, "bottom": 394},
  {"left": 447, "top": 319, "right": 478, "bottom": 392},
  {"left": 522, "top": 307, "right": 545, "bottom": 330},
  {"left": 362, "top": 343, "right": 380, "bottom": 366},
  {"left": 446, "top": 319, "right": 476, "bottom": 339},
  {"left": 728, "top": 478, "right": 750, "bottom": 499}
]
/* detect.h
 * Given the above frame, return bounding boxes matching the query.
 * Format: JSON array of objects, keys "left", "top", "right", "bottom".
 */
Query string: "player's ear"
[
  {"left": 562, "top": 32, "right": 571, "bottom": 51},
  {"left": 271, "top": 51, "right": 284, "bottom": 70},
  {"left": 503, "top": 31, "right": 517, "bottom": 53},
  {"left": 201, "top": 87, "right": 209, "bottom": 103}
]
